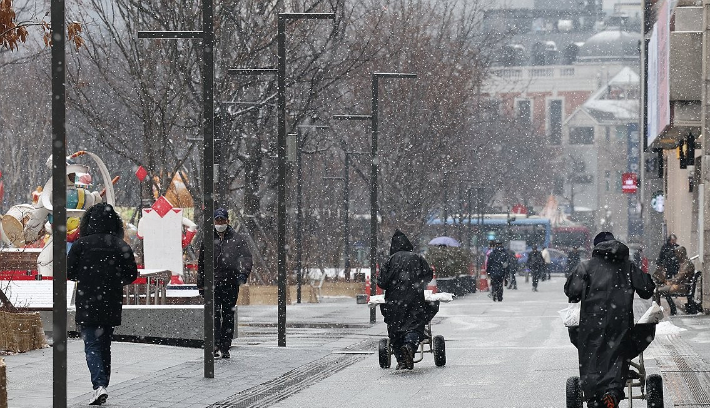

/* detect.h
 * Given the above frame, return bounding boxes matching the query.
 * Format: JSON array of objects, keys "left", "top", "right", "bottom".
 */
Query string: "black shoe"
[
  {"left": 400, "top": 344, "right": 414, "bottom": 370},
  {"left": 213, "top": 347, "right": 220, "bottom": 358},
  {"left": 221, "top": 349, "right": 230, "bottom": 359}
]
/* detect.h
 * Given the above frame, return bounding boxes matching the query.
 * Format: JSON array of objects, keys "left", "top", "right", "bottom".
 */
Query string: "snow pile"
[
  {"left": 655, "top": 321, "right": 687, "bottom": 335},
  {"left": 367, "top": 291, "right": 454, "bottom": 305}
]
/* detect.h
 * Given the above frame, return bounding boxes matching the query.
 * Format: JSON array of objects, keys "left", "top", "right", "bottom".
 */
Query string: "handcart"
[
  {"left": 369, "top": 290, "right": 453, "bottom": 369},
  {"left": 565, "top": 322, "right": 664, "bottom": 408}
]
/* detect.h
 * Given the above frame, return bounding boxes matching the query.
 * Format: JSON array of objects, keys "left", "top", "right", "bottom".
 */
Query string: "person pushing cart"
[{"left": 564, "top": 232, "right": 655, "bottom": 408}]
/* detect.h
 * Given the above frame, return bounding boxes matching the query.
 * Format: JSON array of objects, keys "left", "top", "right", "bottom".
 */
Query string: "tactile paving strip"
[
  {"left": 208, "top": 339, "right": 374, "bottom": 408},
  {"left": 652, "top": 335, "right": 710, "bottom": 406}
]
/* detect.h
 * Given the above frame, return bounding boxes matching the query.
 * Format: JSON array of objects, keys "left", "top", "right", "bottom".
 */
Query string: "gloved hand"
[{"left": 198, "top": 288, "right": 204, "bottom": 297}]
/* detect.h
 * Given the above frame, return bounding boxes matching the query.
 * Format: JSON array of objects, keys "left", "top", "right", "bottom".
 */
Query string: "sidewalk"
[
  {"left": 648, "top": 309, "right": 710, "bottom": 406},
  {"left": 3, "top": 297, "right": 382, "bottom": 407}
]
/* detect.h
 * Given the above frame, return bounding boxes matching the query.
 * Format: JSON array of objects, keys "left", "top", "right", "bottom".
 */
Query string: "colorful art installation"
[{"left": 0, "top": 151, "right": 117, "bottom": 277}]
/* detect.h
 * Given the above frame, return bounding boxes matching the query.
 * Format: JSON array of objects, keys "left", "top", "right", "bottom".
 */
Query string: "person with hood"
[
  {"left": 68, "top": 203, "right": 139, "bottom": 405},
  {"left": 656, "top": 233, "right": 679, "bottom": 279},
  {"left": 487, "top": 240, "right": 509, "bottom": 301},
  {"left": 378, "top": 230, "right": 437, "bottom": 370},
  {"left": 526, "top": 244, "right": 545, "bottom": 291},
  {"left": 564, "top": 232, "right": 655, "bottom": 408},
  {"left": 198, "top": 208, "right": 253, "bottom": 359},
  {"left": 654, "top": 245, "right": 696, "bottom": 315}
]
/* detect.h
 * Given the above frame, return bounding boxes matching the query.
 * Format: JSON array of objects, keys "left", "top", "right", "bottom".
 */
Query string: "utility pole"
[{"left": 701, "top": 0, "right": 710, "bottom": 313}]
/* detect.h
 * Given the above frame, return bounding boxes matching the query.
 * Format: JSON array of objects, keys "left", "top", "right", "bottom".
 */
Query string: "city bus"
[
  {"left": 550, "top": 225, "right": 592, "bottom": 254},
  {"left": 426, "top": 214, "right": 551, "bottom": 251}
]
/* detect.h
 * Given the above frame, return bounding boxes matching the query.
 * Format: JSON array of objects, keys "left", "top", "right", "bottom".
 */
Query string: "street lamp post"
[
  {"left": 333, "top": 72, "right": 416, "bottom": 324},
  {"left": 50, "top": 1, "right": 68, "bottom": 404},
  {"left": 370, "top": 74, "right": 416, "bottom": 313},
  {"left": 137, "top": 0, "right": 216, "bottom": 379},
  {"left": 322, "top": 140, "right": 367, "bottom": 284},
  {"left": 292, "top": 124, "right": 329, "bottom": 304},
  {"left": 277, "top": 12, "right": 335, "bottom": 347}
]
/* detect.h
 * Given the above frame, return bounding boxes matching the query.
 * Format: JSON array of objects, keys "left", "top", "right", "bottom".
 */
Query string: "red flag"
[
  {"left": 0, "top": 180, "right": 4, "bottom": 203},
  {"left": 135, "top": 165, "right": 148, "bottom": 181}
]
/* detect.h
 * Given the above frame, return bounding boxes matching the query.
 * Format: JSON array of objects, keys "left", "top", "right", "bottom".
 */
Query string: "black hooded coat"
[
  {"left": 378, "top": 231, "right": 437, "bottom": 335},
  {"left": 68, "top": 203, "right": 139, "bottom": 327},
  {"left": 564, "top": 240, "right": 655, "bottom": 399}
]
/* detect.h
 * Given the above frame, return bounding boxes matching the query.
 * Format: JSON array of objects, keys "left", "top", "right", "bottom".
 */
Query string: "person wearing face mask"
[{"left": 197, "top": 208, "right": 253, "bottom": 358}]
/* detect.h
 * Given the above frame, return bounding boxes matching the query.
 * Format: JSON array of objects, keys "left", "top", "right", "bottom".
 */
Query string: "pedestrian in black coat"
[
  {"left": 197, "top": 208, "right": 253, "bottom": 358},
  {"left": 378, "top": 230, "right": 437, "bottom": 370},
  {"left": 487, "top": 241, "right": 508, "bottom": 301},
  {"left": 656, "top": 233, "right": 679, "bottom": 279},
  {"left": 564, "top": 232, "right": 655, "bottom": 408},
  {"left": 526, "top": 245, "right": 545, "bottom": 291},
  {"left": 68, "top": 203, "right": 139, "bottom": 405},
  {"left": 506, "top": 249, "right": 518, "bottom": 290}
]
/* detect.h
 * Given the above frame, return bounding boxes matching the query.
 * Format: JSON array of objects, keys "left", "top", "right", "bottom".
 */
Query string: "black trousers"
[
  {"left": 490, "top": 276, "right": 505, "bottom": 301},
  {"left": 531, "top": 269, "right": 542, "bottom": 288},
  {"left": 215, "top": 283, "right": 240, "bottom": 351}
]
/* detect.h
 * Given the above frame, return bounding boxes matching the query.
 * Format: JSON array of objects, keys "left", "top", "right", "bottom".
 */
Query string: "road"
[{"left": 272, "top": 276, "right": 592, "bottom": 408}]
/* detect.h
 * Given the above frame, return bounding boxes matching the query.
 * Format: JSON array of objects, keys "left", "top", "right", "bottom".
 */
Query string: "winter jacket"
[
  {"left": 486, "top": 247, "right": 509, "bottom": 278},
  {"left": 197, "top": 226, "right": 253, "bottom": 289},
  {"left": 67, "top": 204, "right": 139, "bottom": 327},
  {"left": 564, "top": 240, "right": 655, "bottom": 400},
  {"left": 656, "top": 242, "right": 679, "bottom": 278},
  {"left": 662, "top": 258, "right": 695, "bottom": 293},
  {"left": 378, "top": 230, "right": 437, "bottom": 335},
  {"left": 526, "top": 250, "right": 545, "bottom": 273}
]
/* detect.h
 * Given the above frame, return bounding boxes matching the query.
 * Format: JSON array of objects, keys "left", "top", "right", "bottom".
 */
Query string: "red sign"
[
  {"left": 511, "top": 204, "right": 528, "bottom": 215},
  {"left": 622, "top": 173, "right": 638, "bottom": 193},
  {"left": 135, "top": 165, "right": 148, "bottom": 181}
]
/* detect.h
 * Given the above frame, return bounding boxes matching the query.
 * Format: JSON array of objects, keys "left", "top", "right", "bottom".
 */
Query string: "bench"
[{"left": 666, "top": 271, "right": 702, "bottom": 315}]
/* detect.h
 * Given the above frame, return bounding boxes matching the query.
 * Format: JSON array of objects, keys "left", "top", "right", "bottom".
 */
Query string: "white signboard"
[
  {"left": 138, "top": 206, "right": 184, "bottom": 277},
  {"left": 510, "top": 240, "right": 527, "bottom": 253}
]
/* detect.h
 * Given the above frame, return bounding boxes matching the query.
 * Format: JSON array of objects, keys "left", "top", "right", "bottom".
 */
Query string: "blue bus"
[{"left": 426, "top": 214, "right": 552, "bottom": 251}]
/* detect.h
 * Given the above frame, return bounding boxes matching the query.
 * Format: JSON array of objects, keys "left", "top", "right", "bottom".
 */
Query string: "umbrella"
[{"left": 428, "top": 236, "right": 460, "bottom": 247}]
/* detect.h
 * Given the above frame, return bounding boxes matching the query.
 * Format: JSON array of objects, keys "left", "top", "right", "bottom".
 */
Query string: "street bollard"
[{"left": 0, "top": 358, "right": 7, "bottom": 408}]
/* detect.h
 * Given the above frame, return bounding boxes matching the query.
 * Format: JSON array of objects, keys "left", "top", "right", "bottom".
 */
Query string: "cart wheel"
[
  {"left": 646, "top": 374, "right": 664, "bottom": 407},
  {"left": 433, "top": 335, "right": 446, "bottom": 367},
  {"left": 378, "top": 338, "right": 391, "bottom": 369},
  {"left": 565, "top": 376, "right": 583, "bottom": 408}
]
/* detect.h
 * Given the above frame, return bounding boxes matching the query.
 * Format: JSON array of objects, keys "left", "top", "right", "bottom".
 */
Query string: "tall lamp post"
[
  {"left": 322, "top": 140, "right": 367, "bottom": 284},
  {"left": 276, "top": 12, "right": 335, "bottom": 346},
  {"left": 290, "top": 124, "right": 329, "bottom": 304},
  {"left": 50, "top": 1, "right": 68, "bottom": 404},
  {"left": 335, "top": 72, "right": 417, "bottom": 324},
  {"left": 137, "top": 0, "right": 216, "bottom": 378}
]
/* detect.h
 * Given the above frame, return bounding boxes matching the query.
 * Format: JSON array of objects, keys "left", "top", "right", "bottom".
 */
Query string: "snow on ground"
[{"left": 656, "top": 320, "right": 687, "bottom": 335}]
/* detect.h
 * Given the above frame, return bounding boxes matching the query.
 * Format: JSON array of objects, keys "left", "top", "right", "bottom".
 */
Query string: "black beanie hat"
[{"left": 593, "top": 231, "right": 615, "bottom": 246}]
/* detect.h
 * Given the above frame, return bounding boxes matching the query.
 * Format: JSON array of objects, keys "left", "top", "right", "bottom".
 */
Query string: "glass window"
[{"left": 569, "top": 127, "right": 594, "bottom": 144}]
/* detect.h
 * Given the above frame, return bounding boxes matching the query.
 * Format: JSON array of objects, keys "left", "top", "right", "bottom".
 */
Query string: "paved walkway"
[{"left": 3, "top": 277, "right": 710, "bottom": 407}]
